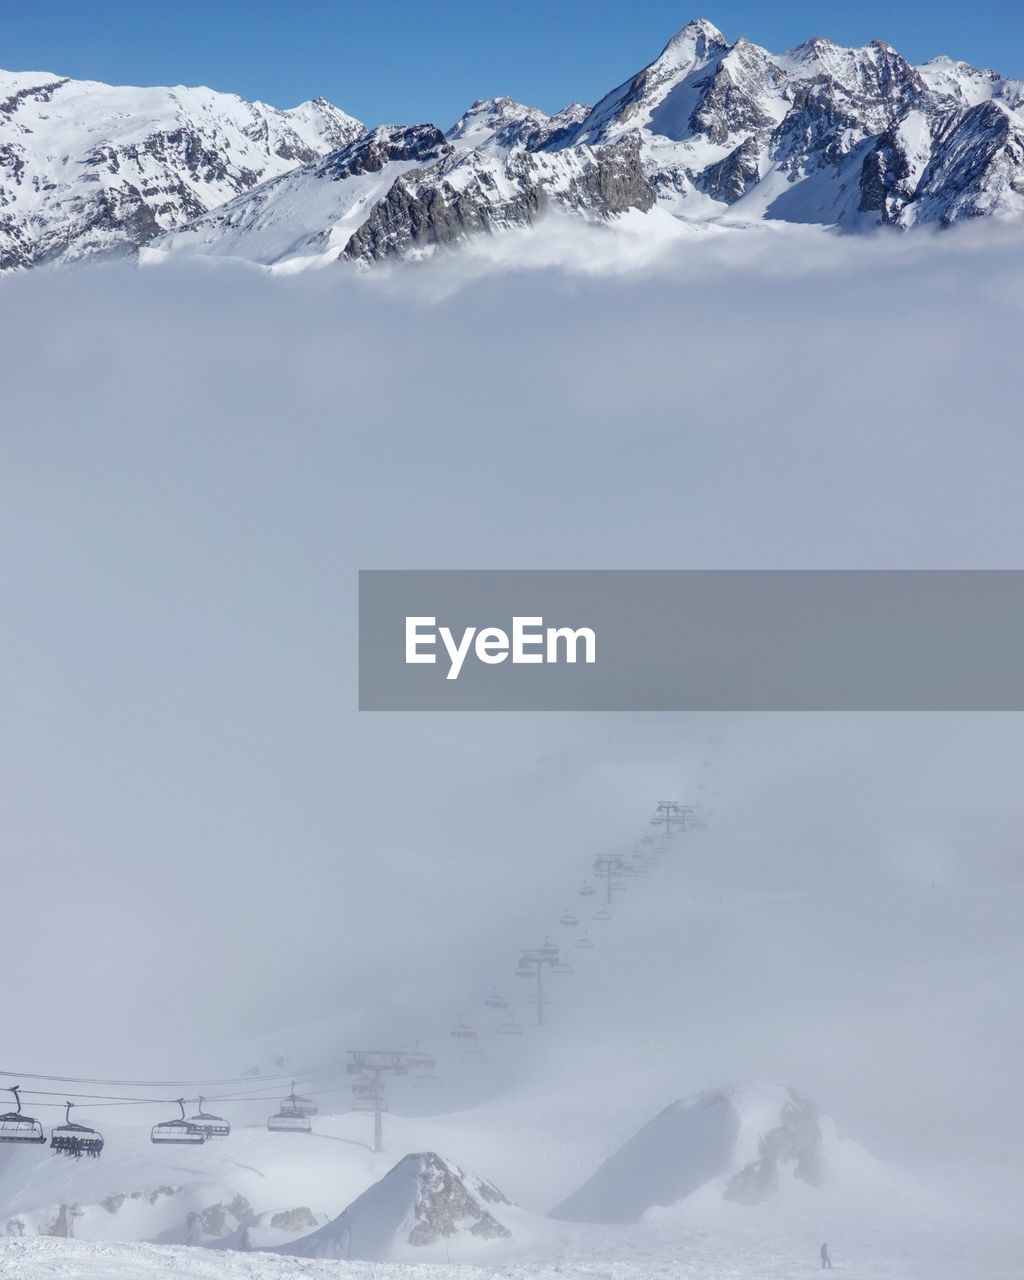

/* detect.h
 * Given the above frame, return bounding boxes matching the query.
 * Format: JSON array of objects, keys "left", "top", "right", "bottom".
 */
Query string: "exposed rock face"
[
  {"left": 723, "top": 1089, "right": 825, "bottom": 1204},
  {"left": 269, "top": 1207, "right": 320, "bottom": 1232},
  {"left": 321, "top": 125, "right": 453, "bottom": 180},
  {"left": 694, "top": 136, "right": 762, "bottom": 202},
  {"left": 275, "top": 1151, "right": 513, "bottom": 1261},
  {"left": 405, "top": 1153, "right": 511, "bottom": 1245},
  {"left": 342, "top": 138, "right": 656, "bottom": 263},
  {"left": 5, "top": 1185, "right": 251, "bottom": 1245},
  {"left": 185, "top": 1195, "right": 253, "bottom": 1244},
  {"left": 45, "top": 1205, "right": 79, "bottom": 1238}
]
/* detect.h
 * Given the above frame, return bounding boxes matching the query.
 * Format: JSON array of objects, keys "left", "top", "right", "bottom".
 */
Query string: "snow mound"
[
  {"left": 552, "top": 1084, "right": 834, "bottom": 1222},
  {"left": 273, "top": 1151, "right": 517, "bottom": 1261}
]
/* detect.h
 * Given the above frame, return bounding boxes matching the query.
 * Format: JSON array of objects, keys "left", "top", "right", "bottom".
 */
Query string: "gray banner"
[{"left": 358, "top": 570, "right": 1024, "bottom": 711}]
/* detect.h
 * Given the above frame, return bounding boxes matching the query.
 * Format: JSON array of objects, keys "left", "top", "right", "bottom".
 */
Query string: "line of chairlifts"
[
  {"left": 0, "top": 1088, "right": 105, "bottom": 1159},
  {"left": 0, "top": 1081, "right": 319, "bottom": 1156}
]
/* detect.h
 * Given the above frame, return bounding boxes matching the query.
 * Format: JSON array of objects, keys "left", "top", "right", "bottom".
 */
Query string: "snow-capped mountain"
[
  {"left": 0, "top": 71, "right": 363, "bottom": 269},
  {"left": 149, "top": 17, "right": 1024, "bottom": 268},
  {"left": 3, "top": 16, "right": 1024, "bottom": 273}
]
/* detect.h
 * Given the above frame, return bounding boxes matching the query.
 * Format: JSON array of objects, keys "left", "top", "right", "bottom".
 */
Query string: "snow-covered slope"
[
  {"left": 273, "top": 1152, "right": 522, "bottom": 1262},
  {"left": 4, "top": 1199, "right": 1023, "bottom": 1280},
  {"left": 150, "top": 125, "right": 452, "bottom": 268},
  {"left": 552, "top": 1084, "right": 872, "bottom": 1222},
  {"left": 0, "top": 71, "right": 363, "bottom": 268}
]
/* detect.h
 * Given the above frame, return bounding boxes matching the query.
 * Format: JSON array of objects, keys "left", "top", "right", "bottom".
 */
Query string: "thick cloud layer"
[{"left": 1, "top": 226, "right": 1022, "bottom": 1174}]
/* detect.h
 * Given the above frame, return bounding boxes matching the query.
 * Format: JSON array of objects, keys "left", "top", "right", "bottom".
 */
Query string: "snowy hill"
[
  {"left": 552, "top": 1084, "right": 867, "bottom": 1222},
  {"left": 273, "top": 1152, "right": 520, "bottom": 1262},
  {"left": 3, "top": 17, "right": 1024, "bottom": 272}
]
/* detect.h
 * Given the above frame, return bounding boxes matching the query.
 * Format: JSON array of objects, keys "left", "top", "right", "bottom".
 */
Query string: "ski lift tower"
[
  {"left": 651, "top": 801, "right": 695, "bottom": 835},
  {"left": 346, "top": 1049, "right": 407, "bottom": 1153},
  {"left": 592, "top": 853, "right": 629, "bottom": 905},
  {"left": 516, "top": 940, "right": 572, "bottom": 1027}
]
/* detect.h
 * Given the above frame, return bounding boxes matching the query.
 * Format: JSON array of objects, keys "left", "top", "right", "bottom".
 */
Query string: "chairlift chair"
[
  {"left": 450, "top": 1016, "right": 477, "bottom": 1041},
  {"left": 593, "top": 907, "right": 612, "bottom": 921},
  {"left": 579, "top": 881, "right": 597, "bottom": 897},
  {"left": 538, "top": 938, "right": 559, "bottom": 960},
  {"left": 151, "top": 1099, "right": 206, "bottom": 1146},
  {"left": 280, "top": 1082, "right": 318, "bottom": 1118},
  {"left": 560, "top": 910, "right": 578, "bottom": 927},
  {"left": 187, "top": 1097, "right": 231, "bottom": 1139},
  {"left": 407, "top": 1044, "right": 436, "bottom": 1073},
  {"left": 268, "top": 1109, "right": 312, "bottom": 1133},
  {"left": 484, "top": 988, "right": 508, "bottom": 1010},
  {"left": 413, "top": 1071, "right": 444, "bottom": 1088},
  {"left": 552, "top": 960, "right": 575, "bottom": 974},
  {"left": 497, "top": 1017, "right": 523, "bottom": 1035},
  {"left": 50, "top": 1102, "right": 104, "bottom": 1159},
  {"left": 574, "top": 931, "right": 595, "bottom": 949},
  {"left": 0, "top": 1086, "right": 46, "bottom": 1145}
]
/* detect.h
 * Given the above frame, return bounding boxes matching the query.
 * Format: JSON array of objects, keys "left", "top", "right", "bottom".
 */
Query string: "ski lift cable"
[
  {"left": 2, "top": 1079, "right": 380, "bottom": 1111},
  {"left": 0, "top": 1064, "right": 354, "bottom": 1110},
  {"left": 15, "top": 1088, "right": 178, "bottom": 1104},
  {"left": 0, "top": 1061, "right": 342, "bottom": 1089}
]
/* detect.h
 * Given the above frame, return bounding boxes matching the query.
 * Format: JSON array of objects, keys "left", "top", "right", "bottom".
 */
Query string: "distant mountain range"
[{"left": 3, "top": 16, "right": 1023, "bottom": 271}]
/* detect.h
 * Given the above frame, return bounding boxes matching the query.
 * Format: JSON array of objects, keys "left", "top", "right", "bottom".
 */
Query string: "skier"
[{"left": 820, "top": 1242, "right": 833, "bottom": 1269}]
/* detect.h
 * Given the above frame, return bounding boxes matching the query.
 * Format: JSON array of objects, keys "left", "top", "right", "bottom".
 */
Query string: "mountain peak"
[{"left": 659, "top": 17, "right": 729, "bottom": 64}]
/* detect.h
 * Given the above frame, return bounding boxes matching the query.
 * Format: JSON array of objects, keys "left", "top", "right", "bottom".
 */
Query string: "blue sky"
[{"left": 5, "top": 2, "right": 1022, "bottom": 127}]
